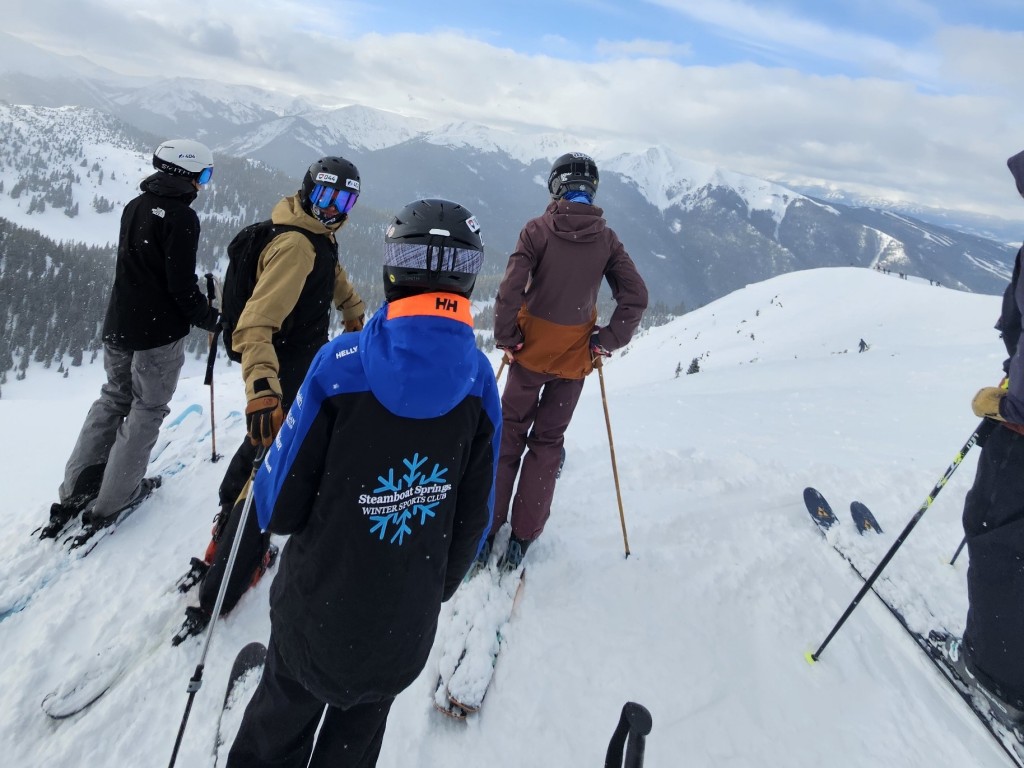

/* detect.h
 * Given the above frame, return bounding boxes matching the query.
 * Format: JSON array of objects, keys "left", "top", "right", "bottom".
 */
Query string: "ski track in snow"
[{"left": 0, "top": 267, "right": 1017, "bottom": 767}]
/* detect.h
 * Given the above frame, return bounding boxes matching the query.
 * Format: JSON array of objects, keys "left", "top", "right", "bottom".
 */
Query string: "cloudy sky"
[{"left": 6, "top": 0, "right": 1024, "bottom": 223}]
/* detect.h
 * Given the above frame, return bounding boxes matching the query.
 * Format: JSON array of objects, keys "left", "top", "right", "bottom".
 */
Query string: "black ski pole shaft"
[
  {"left": 949, "top": 535, "right": 968, "bottom": 566},
  {"left": 203, "top": 273, "right": 221, "bottom": 463},
  {"left": 167, "top": 447, "right": 266, "bottom": 768},
  {"left": 810, "top": 418, "right": 995, "bottom": 661},
  {"left": 604, "top": 701, "right": 653, "bottom": 768}
]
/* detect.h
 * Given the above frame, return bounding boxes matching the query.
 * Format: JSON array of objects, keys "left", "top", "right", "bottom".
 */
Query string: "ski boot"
[
  {"left": 466, "top": 535, "right": 494, "bottom": 580},
  {"left": 68, "top": 476, "right": 162, "bottom": 551},
  {"left": 929, "top": 631, "right": 1024, "bottom": 738},
  {"left": 176, "top": 557, "right": 210, "bottom": 594},
  {"left": 171, "top": 606, "right": 212, "bottom": 646},
  {"left": 497, "top": 535, "right": 531, "bottom": 572},
  {"left": 250, "top": 542, "right": 280, "bottom": 587},
  {"left": 38, "top": 501, "right": 86, "bottom": 541}
]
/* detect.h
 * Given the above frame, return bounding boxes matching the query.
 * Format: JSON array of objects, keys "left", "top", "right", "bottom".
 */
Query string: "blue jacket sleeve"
[{"left": 253, "top": 345, "right": 333, "bottom": 532}]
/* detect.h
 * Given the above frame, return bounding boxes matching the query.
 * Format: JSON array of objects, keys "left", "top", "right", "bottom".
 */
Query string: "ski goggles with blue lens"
[
  {"left": 310, "top": 184, "right": 358, "bottom": 214},
  {"left": 197, "top": 167, "right": 213, "bottom": 185}
]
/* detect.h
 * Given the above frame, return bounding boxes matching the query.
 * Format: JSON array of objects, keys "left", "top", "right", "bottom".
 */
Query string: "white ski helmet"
[{"left": 153, "top": 139, "right": 214, "bottom": 184}]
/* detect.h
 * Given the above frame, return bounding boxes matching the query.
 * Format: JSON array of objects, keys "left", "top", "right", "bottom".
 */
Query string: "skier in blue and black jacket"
[{"left": 227, "top": 199, "right": 501, "bottom": 768}]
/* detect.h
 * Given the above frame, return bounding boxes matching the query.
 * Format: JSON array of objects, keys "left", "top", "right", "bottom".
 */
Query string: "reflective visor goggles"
[
  {"left": 310, "top": 184, "right": 358, "bottom": 214},
  {"left": 197, "top": 167, "right": 214, "bottom": 186},
  {"left": 383, "top": 240, "right": 483, "bottom": 275}
]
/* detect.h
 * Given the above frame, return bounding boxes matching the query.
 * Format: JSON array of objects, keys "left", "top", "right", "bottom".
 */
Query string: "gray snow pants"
[
  {"left": 59, "top": 340, "right": 184, "bottom": 518},
  {"left": 490, "top": 363, "right": 586, "bottom": 542}
]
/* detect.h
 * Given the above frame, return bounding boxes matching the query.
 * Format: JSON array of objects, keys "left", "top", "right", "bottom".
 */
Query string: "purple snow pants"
[{"left": 491, "top": 362, "right": 586, "bottom": 542}]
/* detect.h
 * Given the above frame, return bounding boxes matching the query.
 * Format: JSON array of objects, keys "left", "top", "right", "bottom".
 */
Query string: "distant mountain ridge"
[{"left": 0, "top": 42, "right": 1018, "bottom": 378}]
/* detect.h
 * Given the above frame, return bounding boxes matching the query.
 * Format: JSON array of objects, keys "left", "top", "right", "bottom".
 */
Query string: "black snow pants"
[
  {"left": 199, "top": 348, "right": 319, "bottom": 616},
  {"left": 227, "top": 635, "right": 394, "bottom": 768},
  {"left": 963, "top": 423, "right": 1024, "bottom": 706}
]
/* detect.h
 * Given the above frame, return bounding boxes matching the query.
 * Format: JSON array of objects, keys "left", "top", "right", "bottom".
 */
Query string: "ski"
[
  {"left": 3, "top": 404, "right": 211, "bottom": 624},
  {"left": 212, "top": 641, "right": 267, "bottom": 767},
  {"left": 41, "top": 587, "right": 187, "bottom": 719},
  {"left": 434, "top": 563, "right": 526, "bottom": 718},
  {"left": 802, "top": 487, "right": 1024, "bottom": 766},
  {"left": 1, "top": 484, "right": 160, "bottom": 625},
  {"left": 850, "top": 500, "right": 883, "bottom": 535}
]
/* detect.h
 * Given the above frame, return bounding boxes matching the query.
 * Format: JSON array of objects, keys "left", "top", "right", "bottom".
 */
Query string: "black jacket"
[
  {"left": 1000, "top": 151, "right": 1024, "bottom": 423},
  {"left": 102, "top": 173, "right": 218, "bottom": 350},
  {"left": 252, "top": 293, "right": 501, "bottom": 708}
]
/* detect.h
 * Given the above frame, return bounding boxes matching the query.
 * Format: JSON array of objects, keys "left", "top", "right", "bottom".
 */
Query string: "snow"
[
  {"left": 604, "top": 145, "right": 804, "bottom": 221},
  {"left": 0, "top": 266, "right": 1017, "bottom": 767}
]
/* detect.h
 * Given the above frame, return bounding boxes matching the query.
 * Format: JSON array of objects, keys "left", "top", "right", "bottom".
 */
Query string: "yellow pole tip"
[{"left": 804, "top": 650, "right": 818, "bottom": 665}]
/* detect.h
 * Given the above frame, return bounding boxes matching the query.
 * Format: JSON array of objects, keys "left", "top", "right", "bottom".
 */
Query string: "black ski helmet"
[
  {"left": 547, "top": 152, "right": 599, "bottom": 200},
  {"left": 300, "top": 156, "right": 360, "bottom": 226},
  {"left": 383, "top": 199, "right": 484, "bottom": 302}
]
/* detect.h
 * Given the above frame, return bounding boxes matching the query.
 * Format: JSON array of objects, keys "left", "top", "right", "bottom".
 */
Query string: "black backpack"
[{"left": 221, "top": 220, "right": 313, "bottom": 362}]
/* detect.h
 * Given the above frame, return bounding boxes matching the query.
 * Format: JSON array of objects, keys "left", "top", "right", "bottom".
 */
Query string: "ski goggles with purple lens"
[
  {"left": 310, "top": 184, "right": 359, "bottom": 214},
  {"left": 197, "top": 167, "right": 213, "bottom": 185},
  {"left": 383, "top": 240, "right": 483, "bottom": 274}
]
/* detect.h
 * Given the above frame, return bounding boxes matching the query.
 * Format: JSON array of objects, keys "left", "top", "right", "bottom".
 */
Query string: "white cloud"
[
  {"left": 4, "top": 0, "right": 1024, "bottom": 222},
  {"left": 595, "top": 38, "right": 693, "bottom": 59}
]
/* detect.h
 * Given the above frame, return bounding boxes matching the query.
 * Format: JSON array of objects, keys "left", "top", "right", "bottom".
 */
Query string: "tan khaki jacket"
[{"left": 232, "top": 194, "right": 365, "bottom": 399}]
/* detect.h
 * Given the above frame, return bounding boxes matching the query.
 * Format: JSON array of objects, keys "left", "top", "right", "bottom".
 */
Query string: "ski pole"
[
  {"left": 949, "top": 535, "right": 967, "bottom": 566},
  {"left": 167, "top": 446, "right": 266, "bottom": 768},
  {"left": 595, "top": 356, "right": 631, "bottom": 558},
  {"left": 809, "top": 418, "right": 996, "bottom": 662},
  {"left": 496, "top": 356, "right": 507, "bottom": 382},
  {"left": 203, "top": 273, "right": 221, "bottom": 463},
  {"left": 604, "top": 701, "right": 653, "bottom": 768}
]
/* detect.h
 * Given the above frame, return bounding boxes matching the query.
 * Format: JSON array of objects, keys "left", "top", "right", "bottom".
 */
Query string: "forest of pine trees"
[{"left": 0, "top": 106, "right": 682, "bottom": 389}]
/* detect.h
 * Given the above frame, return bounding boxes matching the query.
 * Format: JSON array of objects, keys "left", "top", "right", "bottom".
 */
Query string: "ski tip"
[
  {"left": 803, "top": 487, "right": 838, "bottom": 531},
  {"left": 850, "top": 501, "right": 884, "bottom": 535}
]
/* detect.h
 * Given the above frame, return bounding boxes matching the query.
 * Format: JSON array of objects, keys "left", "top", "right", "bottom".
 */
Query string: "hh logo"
[{"left": 435, "top": 297, "right": 458, "bottom": 312}]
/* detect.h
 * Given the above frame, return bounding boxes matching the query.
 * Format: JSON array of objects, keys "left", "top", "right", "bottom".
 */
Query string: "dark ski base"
[
  {"left": 850, "top": 501, "right": 883, "bottom": 535},
  {"left": 802, "top": 488, "right": 1024, "bottom": 766},
  {"left": 802, "top": 486, "right": 837, "bottom": 530},
  {"left": 212, "top": 642, "right": 267, "bottom": 766}
]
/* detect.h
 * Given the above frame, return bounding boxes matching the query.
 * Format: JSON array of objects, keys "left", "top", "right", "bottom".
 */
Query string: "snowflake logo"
[{"left": 367, "top": 453, "right": 450, "bottom": 545}]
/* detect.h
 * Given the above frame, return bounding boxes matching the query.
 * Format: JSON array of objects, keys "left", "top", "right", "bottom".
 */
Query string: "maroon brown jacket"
[{"left": 494, "top": 199, "right": 648, "bottom": 379}]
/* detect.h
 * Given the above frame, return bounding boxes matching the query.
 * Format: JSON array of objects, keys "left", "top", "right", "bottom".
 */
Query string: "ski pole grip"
[
  {"left": 623, "top": 701, "right": 653, "bottom": 736},
  {"left": 204, "top": 272, "right": 216, "bottom": 304},
  {"left": 605, "top": 701, "right": 653, "bottom": 768},
  {"left": 252, "top": 444, "right": 268, "bottom": 471}
]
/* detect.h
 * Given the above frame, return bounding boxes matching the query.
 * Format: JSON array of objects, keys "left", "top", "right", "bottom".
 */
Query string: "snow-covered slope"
[
  {"left": 0, "top": 267, "right": 1014, "bottom": 766},
  {"left": 0, "top": 103, "right": 150, "bottom": 247}
]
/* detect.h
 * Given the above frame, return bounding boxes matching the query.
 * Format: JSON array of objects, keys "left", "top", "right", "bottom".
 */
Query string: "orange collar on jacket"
[{"left": 386, "top": 292, "right": 474, "bottom": 327}]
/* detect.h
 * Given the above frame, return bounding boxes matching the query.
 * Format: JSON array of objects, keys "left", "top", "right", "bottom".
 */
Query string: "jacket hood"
[
  {"left": 543, "top": 198, "right": 607, "bottom": 243},
  {"left": 271, "top": 194, "right": 345, "bottom": 237},
  {"left": 360, "top": 293, "right": 479, "bottom": 418},
  {"left": 140, "top": 172, "right": 197, "bottom": 205},
  {"left": 1009, "top": 150, "right": 1024, "bottom": 199}
]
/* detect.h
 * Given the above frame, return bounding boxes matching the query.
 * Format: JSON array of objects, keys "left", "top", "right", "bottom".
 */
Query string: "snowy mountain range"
[
  {"left": 0, "top": 267, "right": 1018, "bottom": 766},
  {"left": 0, "top": 31, "right": 1020, "bottom": 379}
]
